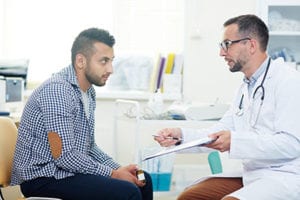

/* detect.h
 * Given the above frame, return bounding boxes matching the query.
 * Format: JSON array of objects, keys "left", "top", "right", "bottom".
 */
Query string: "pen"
[{"left": 152, "top": 134, "right": 182, "bottom": 141}]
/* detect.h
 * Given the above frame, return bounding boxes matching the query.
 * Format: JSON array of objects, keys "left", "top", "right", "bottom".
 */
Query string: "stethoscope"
[{"left": 236, "top": 58, "right": 271, "bottom": 118}]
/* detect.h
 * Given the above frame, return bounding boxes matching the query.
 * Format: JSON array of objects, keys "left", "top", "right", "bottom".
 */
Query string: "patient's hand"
[{"left": 111, "top": 164, "right": 145, "bottom": 187}]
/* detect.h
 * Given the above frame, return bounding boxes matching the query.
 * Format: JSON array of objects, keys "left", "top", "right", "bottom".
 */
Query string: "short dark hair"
[
  {"left": 71, "top": 28, "right": 115, "bottom": 66},
  {"left": 224, "top": 14, "right": 269, "bottom": 51}
]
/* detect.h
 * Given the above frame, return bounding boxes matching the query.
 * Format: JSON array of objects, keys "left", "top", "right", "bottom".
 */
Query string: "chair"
[
  {"left": 208, "top": 151, "right": 223, "bottom": 174},
  {"left": 0, "top": 117, "right": 61, "bottom": 200}
]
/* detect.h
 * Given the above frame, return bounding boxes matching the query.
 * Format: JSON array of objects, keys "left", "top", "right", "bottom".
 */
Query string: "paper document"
[{"left": 143, "top": 137, "right": 215, "bottom": 161}]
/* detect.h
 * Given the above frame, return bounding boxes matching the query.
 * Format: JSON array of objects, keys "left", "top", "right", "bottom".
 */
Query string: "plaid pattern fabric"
[{"left": 11, "top": 65, "right": 120, "bottom": 185}]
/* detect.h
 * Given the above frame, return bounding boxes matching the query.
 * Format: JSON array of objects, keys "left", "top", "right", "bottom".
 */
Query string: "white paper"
[{"left": 142, "top": 137, "right": 215, "bottom": 161}]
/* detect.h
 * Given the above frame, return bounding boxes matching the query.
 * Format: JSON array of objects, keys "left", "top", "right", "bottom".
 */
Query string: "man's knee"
[
  {"left": 222, "top": 196, "right": 239, "bottom": 200},
  {"left": 177, "top": 188, "right": 200, "bottom": 200},
  {"left": 177, "top": 190, "right": 192, "bottom": 200},
  {"left": 121, "top": 182, "right": 142, "bottom": 199}
]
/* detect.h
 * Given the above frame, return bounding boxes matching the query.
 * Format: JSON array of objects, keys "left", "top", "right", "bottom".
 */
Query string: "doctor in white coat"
[{"left": 154, "top": 14, "right": 300, "bottom": 200}]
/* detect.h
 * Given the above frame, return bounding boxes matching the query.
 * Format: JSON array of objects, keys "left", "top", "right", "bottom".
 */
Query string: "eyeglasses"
[{"left": 219, "top": 37, "right": 251, "bottom": 52}]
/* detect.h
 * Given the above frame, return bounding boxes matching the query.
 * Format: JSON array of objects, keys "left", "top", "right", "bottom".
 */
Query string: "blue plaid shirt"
[{"left": 11, "top": 65, "right": 120, "bottom": 185}]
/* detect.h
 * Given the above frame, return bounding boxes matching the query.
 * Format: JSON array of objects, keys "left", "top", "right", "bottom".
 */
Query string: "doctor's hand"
[
  {"left": 205, "top": 130, "right": 231, "bottom": 152},
  {"left": 154, "top": 128, "right": 182, "bottom": 147}
]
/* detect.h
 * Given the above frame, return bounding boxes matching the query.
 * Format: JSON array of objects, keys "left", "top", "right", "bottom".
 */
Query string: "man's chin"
[
  {"left": 228, "top": 65, "right": 234, "bottom": 72},
  {"left": 230, "top": 66, "right": 242, "bottom": 73},
  {"left": 94, "top": 82, "right": 106, "bottom": 87}
]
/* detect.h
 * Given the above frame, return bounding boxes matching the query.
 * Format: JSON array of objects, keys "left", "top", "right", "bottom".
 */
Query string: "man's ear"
[
  {"left": 249, "top": 39, "right": 258, "bottom": 54},
  {"left": 75, "top": 54, "right": 86, "bottom": 69}
]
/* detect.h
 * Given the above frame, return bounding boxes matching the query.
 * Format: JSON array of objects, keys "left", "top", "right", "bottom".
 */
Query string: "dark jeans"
[{"left": 21, "top": 172, "right": 153, "bottom": 200}]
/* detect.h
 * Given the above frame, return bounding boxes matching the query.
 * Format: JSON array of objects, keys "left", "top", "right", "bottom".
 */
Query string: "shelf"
[
  {"left": 264, "top": 0, "right": 300, "bottom": 6},
  {"left": 259, "top": 0, "right": 300, "bottom": 63},
  {"left": 95, "top": 89, "right": 182, "bottom": 101},
  {"left": 270, "top": 31, "right": 300, "bottom": 36},
  {"left": 25, "top": 88, "right": 182, "bottom": 101}
]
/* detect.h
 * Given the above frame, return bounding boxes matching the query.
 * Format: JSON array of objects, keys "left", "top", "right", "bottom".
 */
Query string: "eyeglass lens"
[{"left": 219, "top": 38, "right": 250, "bottom": 51}]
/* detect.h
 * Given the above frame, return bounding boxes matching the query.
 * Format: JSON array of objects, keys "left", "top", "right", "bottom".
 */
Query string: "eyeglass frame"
[{"left": 219, "top": 37, "right": 251, "bottom": 52}]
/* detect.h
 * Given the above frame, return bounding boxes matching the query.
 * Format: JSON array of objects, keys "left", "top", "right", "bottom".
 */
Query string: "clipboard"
[{"left": 142, "top": 137, "right": 215, "bottom": 161}]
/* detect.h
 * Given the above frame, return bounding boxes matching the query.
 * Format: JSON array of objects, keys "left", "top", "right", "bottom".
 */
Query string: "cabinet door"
[{"left": 258, "top": 0, "right": 300, "bottom": 66}]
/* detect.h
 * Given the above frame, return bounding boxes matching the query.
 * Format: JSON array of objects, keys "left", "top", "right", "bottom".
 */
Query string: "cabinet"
[{"left": 258, "top": 0, "right": 300, "bottom": 67}]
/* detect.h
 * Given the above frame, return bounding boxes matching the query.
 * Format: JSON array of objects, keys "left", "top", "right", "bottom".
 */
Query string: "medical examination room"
[{"left": 1, "top": 0, "right": 300, "bottom": 199}]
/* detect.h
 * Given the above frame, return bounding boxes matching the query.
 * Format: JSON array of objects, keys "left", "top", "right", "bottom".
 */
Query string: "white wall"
[
  {"left": 2, "top": 0, "right": 114, "bottom": 82},
  {"left": 1, "top": 0, "right": 184, "bottom": 85},
  {"left": 0, "top": 0, "right": 258, "bottom": 103},
  {"left": 112, "top": 0, "right": 184, "bottom": 56},
  {"left": 0, "top": 0, "right": 4, "bottom": 56},
  {"left": 183, "top": 0, "right": 257, "bottom": 103}
]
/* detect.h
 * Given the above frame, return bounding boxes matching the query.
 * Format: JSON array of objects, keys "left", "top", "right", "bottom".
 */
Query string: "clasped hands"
[{"left": 111, "top": 164, "right": 146, "bottom": 187}]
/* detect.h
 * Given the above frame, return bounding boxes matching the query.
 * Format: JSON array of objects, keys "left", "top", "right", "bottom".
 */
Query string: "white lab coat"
[{"left": 181, "top": 58, "right": 300, "bottom": 200}]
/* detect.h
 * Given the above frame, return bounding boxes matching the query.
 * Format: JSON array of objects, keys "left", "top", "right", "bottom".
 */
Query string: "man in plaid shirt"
[{"left": 11, "top": 28, "right": 153, "bottom": 200}]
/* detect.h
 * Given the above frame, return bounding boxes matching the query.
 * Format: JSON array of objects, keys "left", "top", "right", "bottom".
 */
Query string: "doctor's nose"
[{"left": 219, "top": 47, "right": 227, "bottom": 57}]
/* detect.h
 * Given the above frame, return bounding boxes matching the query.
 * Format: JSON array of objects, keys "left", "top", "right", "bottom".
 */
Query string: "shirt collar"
[
  {"left": 243, "top": 57, "right": 270, "bottom": 86},
  {"left": 58, "top": 64, "right": 96, "bottom": 98},
  {"left": 66, "top": 64, "right": 79, "bottom": 87}
]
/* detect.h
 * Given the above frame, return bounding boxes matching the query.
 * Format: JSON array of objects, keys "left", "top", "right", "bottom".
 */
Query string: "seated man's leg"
[
  {"left": 21, "top": 173, "right": 152, "bottom": 200},
  {"left": 177, "top": 177, "right": 243, "bottom": 200},
  {"left": 140, "top": 171, "right": 153, "bottom": 200}
]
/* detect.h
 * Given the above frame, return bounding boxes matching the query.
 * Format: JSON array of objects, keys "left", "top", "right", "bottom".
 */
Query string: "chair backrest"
[
  {"left": 0, "top": 117, "right": 18, "bottom": 187},
  {"left": 208, "top": 151, "right": 223, "bottom": 174}
]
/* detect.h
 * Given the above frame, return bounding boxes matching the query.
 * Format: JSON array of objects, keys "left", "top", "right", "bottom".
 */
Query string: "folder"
[
  {"left": 149, "top": 54, "right": 162, "bottom": 92},
  {"left": 173, "top": 54, "right": 184, "bottom": 74},
  {"left": 164, "top": 53, "right": 175, "bottom": 74},
  {"left": 156, "top": 57, "right": 166, "bottom": 91},
  {"left": 142, "top": 137, "right": 215, "bottom": 161}
]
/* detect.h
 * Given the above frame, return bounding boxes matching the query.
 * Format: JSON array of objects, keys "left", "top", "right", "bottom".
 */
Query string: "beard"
[
  {"left": 85, "top": 62, "right": 107, "bottom": 87},
  {"left": 229, "top": 60, "right": 243, "bottom": 72},
  {"left": 86, "top": 72, "right": 106, "bottom": 87},
  {"left": 91, "top": 78, "right": 106, "bottom": 87}
]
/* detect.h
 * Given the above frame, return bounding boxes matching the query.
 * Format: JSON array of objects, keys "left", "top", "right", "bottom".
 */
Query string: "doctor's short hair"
[
  {"left": 224, "top": 14, "right": 269, "bottom": 52},
  {"left": 71, "top": 28, "right": 115, "bottom": 67}
]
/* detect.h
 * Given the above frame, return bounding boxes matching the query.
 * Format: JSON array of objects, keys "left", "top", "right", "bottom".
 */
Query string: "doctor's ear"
[{"left": 249, "top": 38, "right": 258, "bottom": 54}]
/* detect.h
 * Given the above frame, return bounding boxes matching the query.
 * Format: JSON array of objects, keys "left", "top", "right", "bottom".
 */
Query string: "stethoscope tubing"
[
  {"left": 236, "top": 58, "right": 271, "bottom": 117},
  {"left": 252, "top": 58, "right": 271, "bottom": 101}
]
